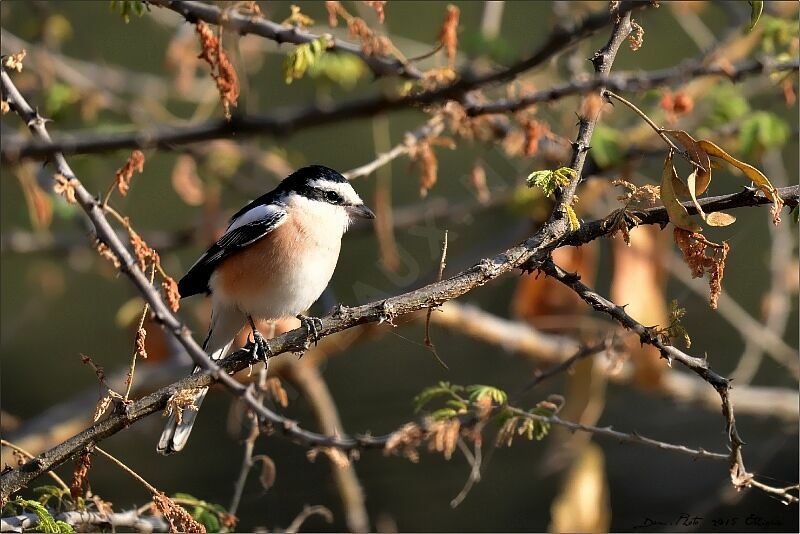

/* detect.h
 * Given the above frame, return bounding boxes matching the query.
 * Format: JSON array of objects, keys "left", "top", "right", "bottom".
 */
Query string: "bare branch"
[
  {"left": 0, "top": 1, "right": 653, "bottom": 163},
  {"left": 538, "top": 258, "right": 798, "bottom": 502},
  {"left": 1, "top": 509, "right": 169, "bottom": 533}
]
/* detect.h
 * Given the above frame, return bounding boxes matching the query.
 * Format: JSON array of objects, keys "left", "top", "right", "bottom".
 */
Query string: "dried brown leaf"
[
  {"left": 95, "top": 240, "right": 121, "bottom": 269},
  {"left": 253, "top": 454, "right": 276, "bottom": 489},
  {"left": 674, "top": 228, "right": 729, "bottom": 309},
  {"left": 4, "top": 49, "right": 26, "bottom": 72},
  {"left": 162, "top": 276, "right": 181, "bottom": 312},
  {"left": 153, "top": 492, "right": 206, "bottom": 533},
  {"left": 114, "top": 150, "right": 146, "bottom": 197},
  {"left": 70, "top": 446, "right": 93, "bottom": 501},
  {"left": 266, "top": 377, "right": 289, "bottom": 408},
  {"left": 628, "top": 19, "right": 644, "bottom": 51},
  {"left": 439, "top": 5, "right": 460, "bottom": 67},
  {"left": 195, "top": 21, "right": 239, "bottom": 119},
  {"left": 53, "top": 173, "right": 77, "bottom": 204},
  {"left": 364, "top": 1, "right": 386, "bottom": 24},
  {"left": 325, "top": 1, "right": 342, "bottom": 26},
  {"left": 697, "top": 139, "right": 784, "bottom": 224}
]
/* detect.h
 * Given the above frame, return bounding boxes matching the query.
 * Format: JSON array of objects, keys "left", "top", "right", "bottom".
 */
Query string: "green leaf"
[
  {"left": 527, "top": 167, "right": 576, "bottom": 198},
  {"left": 33, "top": 485, "right": 69, "bottom": 509},
  {"left": 14, "top": 497, "right": 60, "bottom": 533},
  {"left": 747, "top": 1, "right": 763, "bottom": 32},
  {"left": 562, "top": 204, "right": 580, "bottom": 231},
  {"left": 283, "top": 36, "right": 330, "bottom": 84},
  {"left": 109, "top": 1, "right": 146, "bottom": 23},
  {"left": 466, "top": 385, "right": 507, "bottom": 405},
  {"left": 308, "top": 52, "right": 367, "bottom": 89},
  {"left": 413, "top": 381, "right": 463, "bottom": 413},
  {"left": 194, "top": 507, "right": 221, "bottom": 533}
]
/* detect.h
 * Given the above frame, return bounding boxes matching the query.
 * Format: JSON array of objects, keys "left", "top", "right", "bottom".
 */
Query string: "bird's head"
[{"left": 279, "top": 165, "right": 375, "bottom": 224}]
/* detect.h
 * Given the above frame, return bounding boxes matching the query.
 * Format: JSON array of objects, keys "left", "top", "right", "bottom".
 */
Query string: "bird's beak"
[{"left": 347, "top": 204, "right": 375, "bottom": 219}]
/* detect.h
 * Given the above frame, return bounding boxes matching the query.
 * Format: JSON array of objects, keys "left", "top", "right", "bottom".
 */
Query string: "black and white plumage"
[{"left": 158, "top": 165, "right": 374, "bottom": 455}]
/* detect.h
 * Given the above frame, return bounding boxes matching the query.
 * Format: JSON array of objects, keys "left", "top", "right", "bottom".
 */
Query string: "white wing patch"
[{"left": 227, "top": 203, "right": 285, "bottom": 232}]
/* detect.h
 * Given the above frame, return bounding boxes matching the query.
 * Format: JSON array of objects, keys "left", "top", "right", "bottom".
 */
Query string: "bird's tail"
[{"left": 157, "top": 306, "right": 244, "bottom": 455}]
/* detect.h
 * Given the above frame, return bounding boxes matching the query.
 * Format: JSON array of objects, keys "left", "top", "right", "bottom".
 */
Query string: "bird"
[{"left": 158, "top": 165, "right": 374, "bottom": 454}]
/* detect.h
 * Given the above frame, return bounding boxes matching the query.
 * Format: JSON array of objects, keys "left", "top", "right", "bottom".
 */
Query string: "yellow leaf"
[
  {"left": 706, "top": 211, "right": 737, "bottom": 227},
  {"left": 664, "top": 130, "right": 710, "bottom": 194},
  {"left": 660, "top": 152, "right": 702, "bottom": 232},
  {"left": 697, "top": 139, "right": 784, "bottom": 224},
  {"left": 686, "top": 170, "right": 707, "bottom": 222}
]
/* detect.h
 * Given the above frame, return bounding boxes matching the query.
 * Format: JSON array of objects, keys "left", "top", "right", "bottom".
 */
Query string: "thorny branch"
[
  {"left": 538, "top": 259, "right": 799, "bottom": 504},
  {"left": 0, "top": 5, "right": 639, "bottom": 498},
  {"left": 1, "top": 6, "right": 796, "bottom": 508},
  {"left": 0, "top": 1, "right": 656, "bottom": 163},
  {"left": 5, "top": 56, "right": 794, "bottom": 164},
  {"left": 147, "top": 0, "right": 422, "bottom": 80}
]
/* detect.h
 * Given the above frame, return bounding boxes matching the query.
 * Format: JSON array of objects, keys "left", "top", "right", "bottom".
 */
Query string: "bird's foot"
[
  {"left": 247, "top": 316, "right": 273, "bottom": 362},
  {"left": 296, "top": 314, "right": 323, "bottom": 349},
  {"left": 251, "top": 330, "right": 273, "bottom": 362}
]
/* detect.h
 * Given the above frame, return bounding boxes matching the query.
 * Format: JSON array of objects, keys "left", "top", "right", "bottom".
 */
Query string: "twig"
[
  {"left": 469, "top": 57, "right": 799, "bottom": 116},
  {"left": 450, "top": 438, "right": 482, "bottom": 508},
  {"left": 424, "top": 231, "right": 449, "bottom": 370},
  {"left": 94, "top": 447, "right": 159, "bottom": 495},
  {"left": 342, "top": 118, "right": 443, "bottom": 180},
  {"left": 227, "top": 406, "right": 260, "bottom": 517},
  {"left": 603, "top": 89, "right": 695, "bottom": 165},
  {"left": 1, "top": 510, "right": 169, "bottom": 533},
  {"left": 125, "top": 264, "right": 156, "bottom": 401},
  {"left": 0, "top": 10, "right": 693, "bottom": 497},
  {"left": 285, "top": 505, "right": 334, "bottom": 534},
  {"left": 506, "top": 407, "right": 728, "bottom": 462},
  {"left": 516, "top": 339, "right": 613, "bottom": 398},
  {"left": 538, "top": 259, "right": 798, "bottom": 501},
  {"left": 148, "top": 0, "right": 420, "bottom": 80},
  {"left": 1, "top": 2, "right": 653, "bottom": 163},
  {"left": 0, "top": 440, "right": 69, "bottom": 492}
]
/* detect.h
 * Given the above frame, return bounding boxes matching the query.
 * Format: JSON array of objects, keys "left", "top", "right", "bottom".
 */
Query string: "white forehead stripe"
[
  {"left": 307, "top": 179, "right": 363, "bottom": 205},
  {"left": 227, "top": 203, "right": 284, "bottom": 232}
]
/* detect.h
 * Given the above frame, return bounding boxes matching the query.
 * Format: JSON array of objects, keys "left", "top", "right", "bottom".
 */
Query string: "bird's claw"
[
  {"left": 296, "top": 314, "right": 322, "bottom": 349},
  {"left": 249, "top": 330, "right": 272, "bottom": 362}
]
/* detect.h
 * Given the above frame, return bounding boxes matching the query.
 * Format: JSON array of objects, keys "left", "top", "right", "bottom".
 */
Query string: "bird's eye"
[{"left": 324, "top": 191, "right": 339, "bottom": 203}]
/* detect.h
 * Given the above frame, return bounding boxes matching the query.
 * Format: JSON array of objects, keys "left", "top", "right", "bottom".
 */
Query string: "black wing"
[{"left": 178, "top": 205, "right": 288, "bottom": 297}]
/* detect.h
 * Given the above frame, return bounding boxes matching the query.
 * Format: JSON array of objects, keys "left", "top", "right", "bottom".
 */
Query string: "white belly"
[{"left": 209, "top": 198, "right": 347, "bottom": 319}]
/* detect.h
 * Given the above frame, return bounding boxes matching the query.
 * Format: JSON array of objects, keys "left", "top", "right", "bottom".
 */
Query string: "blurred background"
[{"left": 1, "top": 1, "right": 798, "bottom": 532}]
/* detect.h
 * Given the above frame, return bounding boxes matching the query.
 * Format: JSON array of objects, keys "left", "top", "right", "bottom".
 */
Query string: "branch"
[
  {"left": 538, "top": 259, "right": 798, "bottom": 503},
  {"left": 0, "top": 2, "right": 652, "bottom": 163},
  {"left": 148, "top": 0, "right": 422, "bottom": 80},
  {"left": 562, "top": 185, "right": 800, "bottom": 248},
  {"left": 508, "top": 408, "right": 728, "bottom": 462},
  {"left": 1, "top": 510, "right": 169, "bottom": 533},
  {"left": 467, "top": 57, "right": 799, "bottom": 116},
  {"left": 0, "top": 7, "right": 645, "bottom": 498}
]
